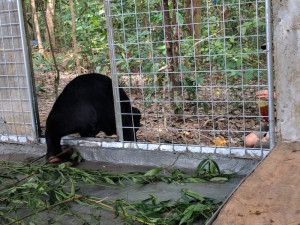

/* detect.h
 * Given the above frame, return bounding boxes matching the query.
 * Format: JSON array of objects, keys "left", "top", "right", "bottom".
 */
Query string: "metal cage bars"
[
  {"left": 0, "top": 0, "right": 38, "bottom": 141},
  {"left": 0, "top": 0, "right": 274, "bottom": 158},
  {"left": 103, "top": 0, "right": 274, "bottom": 157}
]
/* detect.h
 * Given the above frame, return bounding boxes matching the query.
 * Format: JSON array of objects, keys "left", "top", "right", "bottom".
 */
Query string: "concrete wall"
[{"left": 273, "top": 0, "right": 300, "bottom": 141}]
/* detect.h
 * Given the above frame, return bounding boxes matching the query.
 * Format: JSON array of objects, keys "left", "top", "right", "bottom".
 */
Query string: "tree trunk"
[
  {"left": 162, "top": 0, "right": 182, "bottom": 114},
  {"left": 162, "top": 0, "right": 175, "bottom": 73},
  {"left": 69, "top": 0, "right": 80, "bottom": 74},
  {"left": 193, "top": 0, "right": 201, "bottom": 54},
  {"left": 31, "top": 0, "right": 44, "bottom": 55},
  {"left": 184, "top": 0, "right": 192, "bottom": 36},
  {"left": 171, "top": 0, "right": 179, "bottom": 47},
  {"left": 45, "top": 0, "right": 56, "bottom": 48},
  {"left": 40, "top": 0, "right": 60, "bottom": 98}
]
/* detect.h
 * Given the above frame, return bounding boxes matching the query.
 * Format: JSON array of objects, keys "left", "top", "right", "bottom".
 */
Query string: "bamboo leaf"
[
  {"left": 104, "top": 177, "right": 115, "bottom": 185},
  {"left": 179, "top": 206, "right": 194, "bottom": 225},
  {"left": 69, "top": 179, "right": 75, "bottom": 197},
  {"left": 118, "top": 179, "right": 125, "bottom": 186},
  {"left": 143, "top": 168, "right": 162, "bottom": 177},
  {"left": 186, "top": 177, "right": 206, "bottom": 183},
  {"left": 0, "top": 158, "right": 225, "bottom": 224},
  {"left": 209, "top": 177, "right": 228, "bottom": 183},
  {"left": 58, "top": 163, "right": 66, "bottom": 170},
  {"left": 183, "top": 189, "right": 205, "bottom": 202},
  {"left": 209, "top": 161, "right": 216, "bottom": 174},
  {"left": 195, "top": 158, "right": 209, "bottom": 175},
  {"left": 211, "top": 160, "right": 221, "bottom": 174}
]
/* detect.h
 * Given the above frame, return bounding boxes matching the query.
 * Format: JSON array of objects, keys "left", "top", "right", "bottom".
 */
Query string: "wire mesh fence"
[
  {"left": 0, "top": 0, "right": 37, "bottom": 142},
  {"left": 103, "top": 0, "right": 273, "bottom": 156},
  {"left": 20, "top": 0, "right": 274, "bottom": 157}
]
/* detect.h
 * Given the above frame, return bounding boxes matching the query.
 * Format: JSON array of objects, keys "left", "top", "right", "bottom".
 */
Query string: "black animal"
[{"left": 45, "top": 73, "right": 141, "bottom": 159}]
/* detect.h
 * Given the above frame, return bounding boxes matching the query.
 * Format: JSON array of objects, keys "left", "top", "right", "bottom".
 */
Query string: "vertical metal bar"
[
  {"left": 238, "top": 0, "right": 246, "bottom": 150},
  {"left": 16, "top": 0, "right": 38, "bottom": 140},
  {"left": 0, "top": 2, "right": 18, "bottom": 137},
  {"left": 104, "top": 0, "right": 124, "bottom": 141},
  {"left": 265, "top": 0, "right": 275, "bottom": 149},
  {"left": 190, "top": 0, "right": 202, "bottom": 152},
  {"left": 146, "top": 0, "right": 156, "bottom": 150},
  {"left": 119, "top": 0, "right": 133, "bottom": 140},
  {"left": 221, "top": 0, "right": 231, "bottom": 151},
  {"left": 161, "top": 0, "right": 175, "bottom": 150},
  {"left": 205, "top": 0, "right": 217, "bottom": 151},
  {"left": 11, "top": 2, "right": 27, "bottom": 137},
  {"left": 254, "top": 0, "right": 262, "bottom": 152},
  {"left": 175, "top": 0, "right": 188, "bottom": 147}
]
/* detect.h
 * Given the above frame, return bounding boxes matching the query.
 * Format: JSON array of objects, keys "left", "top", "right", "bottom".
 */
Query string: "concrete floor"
[
  {"left": 0, "top": 157, "right": 244, "bottom": 225},
  {"left": 0, "top": 143, "right": 256, "bottom": 224},
  {"left": 77, "top": 162, "right": 244, "bottom": 224},
  {"left": 74, "top": 176, "right": 243, "bottom": 225}
]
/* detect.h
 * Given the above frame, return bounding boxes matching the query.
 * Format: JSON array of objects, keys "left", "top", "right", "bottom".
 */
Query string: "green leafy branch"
[{"left": 0, "top": 157, "right": 231, "bottom": 224}]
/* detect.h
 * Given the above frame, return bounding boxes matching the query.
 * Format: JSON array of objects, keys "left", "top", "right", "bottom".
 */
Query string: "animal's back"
[
  {"left": 46, "top": 74, "right": 116, "bottom": 132},
  {"left": 54, "top": 73, "right": 114, "bottom": 107}
]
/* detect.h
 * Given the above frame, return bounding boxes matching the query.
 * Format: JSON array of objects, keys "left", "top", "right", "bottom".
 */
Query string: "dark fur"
[{"left": 45, "top": 73, "right": 141, "bottom": 159}]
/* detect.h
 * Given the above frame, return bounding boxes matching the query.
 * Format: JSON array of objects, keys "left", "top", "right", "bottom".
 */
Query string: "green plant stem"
[
  {"left": 0, "top": 157, "right": 226, "bottom": 224},
  {"left": 6, "top": 195, "right": 82, "bottom": 225},
  {"left": 0, "top": 172, "right": 35, "bottom": 192},
  {"left": 87, "top": 198, "right": 155, "bottom": 225},
  {"left": 0, "top": 149, "right": 73, "bottom": 192},
  {"left": 0, "top": 211, "right": 15, "bottom": 223}
]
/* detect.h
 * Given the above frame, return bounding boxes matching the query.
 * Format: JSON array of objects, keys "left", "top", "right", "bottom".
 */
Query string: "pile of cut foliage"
[{"left": 0, "top": 156, "right": 233, "bottom": 225}]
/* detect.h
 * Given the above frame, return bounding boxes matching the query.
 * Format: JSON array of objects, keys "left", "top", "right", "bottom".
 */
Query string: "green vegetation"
[
  {"left": 0, "top": 157, "right": 233, "bottom": 224},
  {"left": 26, "top": 0, "right": 267, "bottom": 92}
]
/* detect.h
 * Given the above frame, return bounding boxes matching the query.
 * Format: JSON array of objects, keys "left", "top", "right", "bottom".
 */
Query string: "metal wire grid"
[
  {"left": 105, "top": 0, "right": 273, "bottom": 156},
  {"left": 0, "top": 0, "right": 36, "bottom": 141}
]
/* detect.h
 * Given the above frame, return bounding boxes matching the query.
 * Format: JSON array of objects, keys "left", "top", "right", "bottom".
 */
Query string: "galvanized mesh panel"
[
  {"left": 0, "top": 0, "right": 35, "bottom": 141},
  {"left": 21, "top": 0, "right": 274, "bottom": 158},
  {"left": 104, "top": 0, "right": 274, "bottom": 157}
]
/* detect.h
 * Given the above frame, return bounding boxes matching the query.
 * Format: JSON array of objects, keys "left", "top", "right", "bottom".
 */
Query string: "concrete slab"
[
  {"left": 0, "top": 142, "right": 252, "bottom": 224},
  {"left": 11, "top": 176, "right": 242, "bottom": 225}
]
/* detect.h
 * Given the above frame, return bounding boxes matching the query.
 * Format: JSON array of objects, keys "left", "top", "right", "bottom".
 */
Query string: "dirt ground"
[{"left": 34, "top": 69, "right": 264, "bottom": 147}]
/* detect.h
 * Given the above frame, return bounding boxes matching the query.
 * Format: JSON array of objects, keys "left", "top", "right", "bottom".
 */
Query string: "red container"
[{"left": 258, "top": 102, "right": 269, "bottom": 122}]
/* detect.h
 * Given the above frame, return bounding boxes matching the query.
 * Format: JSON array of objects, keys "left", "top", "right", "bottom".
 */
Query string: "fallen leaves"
[{"left": 211, "top": 136, "right": 227, "bottom": 147}]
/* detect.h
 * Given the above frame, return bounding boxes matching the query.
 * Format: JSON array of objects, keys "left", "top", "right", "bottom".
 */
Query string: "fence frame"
[
  {"left": 17, "top": 0, "right": 40, "bottom": 140},
  {"left": 101, "top": 0, "right": 275, "bottom": 158},
  {"left": 265, "top": 0, "right": 275, "bottom": 149},
  {"left": 0, "top": 0, "right": 39, "bottom": 142},
  {"left": 0, "top": 0, "right": 275, "bottom": 159}
]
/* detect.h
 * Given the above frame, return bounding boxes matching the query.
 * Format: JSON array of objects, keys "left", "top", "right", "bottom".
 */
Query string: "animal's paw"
[
  {"left": 49, "top": 147, "right": 83, "bottom": 165},
  {"left": 49, "top": 157, "right": 61, "bottom": 164}
]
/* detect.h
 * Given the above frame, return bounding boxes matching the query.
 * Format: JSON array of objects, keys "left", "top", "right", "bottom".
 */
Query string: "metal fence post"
[
  {"left": 104, "top": 0, "right": 124, "bottom": 141},
  {"left": 17, "top": 0, "right": 39, "bottom": 140},
  {"left": 265, "top": 0, "right": 275, "bottom": 149}
]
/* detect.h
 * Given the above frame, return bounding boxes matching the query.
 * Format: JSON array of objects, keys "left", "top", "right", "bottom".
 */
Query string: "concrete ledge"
[
  {"left": 1, "top": 134, "right": 271, "bottom": 158},
  {"left": 0, "top": 142, "right": 259, "bottom": 176}
]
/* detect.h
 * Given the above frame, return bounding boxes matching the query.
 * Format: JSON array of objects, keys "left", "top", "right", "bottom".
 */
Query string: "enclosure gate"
[
  {"left": 103, "top": 0, "right": 275, "bottom": 158},
  {"left": 0, "top": 0, "right": 274, "bottom": 158},
  {"left": 0, "top": 0, "right": 38, "bottom": 142}
]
